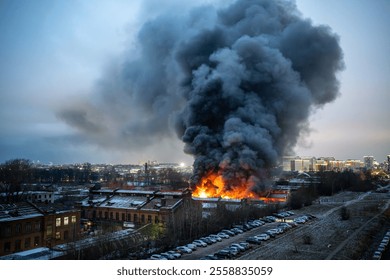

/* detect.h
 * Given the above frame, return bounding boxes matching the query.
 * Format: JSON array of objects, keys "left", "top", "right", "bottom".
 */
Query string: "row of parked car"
[
  {"left": 149, "top": 218, "right": 274, "bottom": 260},
  {"left": 205, "top": 212, "right": 315, "bottom": 259},
  {"left": 148, "top": 211, "right": 316, "bottom": 260},
  {"left": 373, "top": 229, "right": 390, "bottom": 260}
]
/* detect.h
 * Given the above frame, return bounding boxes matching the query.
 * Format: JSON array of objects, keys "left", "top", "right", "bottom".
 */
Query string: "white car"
[
  {"left": 167, "top": 250, "right": 181, "bottom": 259},
  {"left": 193, "top": 239, "right": 208, "bottom": 247},
  {"left": 217, "top": 232, "right": 230, "bottom": 239},
  {"left": 230, "top": 243, "right": 246, "bottom": 252},
  {"left": 255, "top": 234, "right": 270, "bottom": 241},
  {"left": 186, "top": 243, "right": 197, "bottom": 251},
  {"left": 176, "top": 246, "right": 192, "bottom": 254},
  {"left": 149, "top": 254, "right": 167, "bottom": 260},
  {"left": 160, "top": 252, "right": 175, "bottom": 260},
  {"left": 209, "top": 234, "right": 222, "bottom": 242}
]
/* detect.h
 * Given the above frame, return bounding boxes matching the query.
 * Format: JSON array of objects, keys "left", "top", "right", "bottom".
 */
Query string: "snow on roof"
[
  {"left": 0, "top": 247, "right": 65, "bottom": 260},
  {"left": 155, "top": 191, "right": 186, "bottom": 196},
  {"left": 141, "top": 197, "right": 182, "bottom": 210},
  {"left": 116, "top": 190, "right": 155, "bottom": 195},
  {"left": 101, "top": 196, "right": 148, "bottom": 209},
  {"left": 0, "top": 202, "right": 43, "bottom": 222},
  {"left": 80, "top": 195, "right": 108, "bottom": 206}
]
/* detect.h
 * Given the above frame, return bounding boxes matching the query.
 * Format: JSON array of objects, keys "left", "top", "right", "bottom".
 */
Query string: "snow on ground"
[{"left": 238, "top": 190, "right": 390, "bottom": 260}]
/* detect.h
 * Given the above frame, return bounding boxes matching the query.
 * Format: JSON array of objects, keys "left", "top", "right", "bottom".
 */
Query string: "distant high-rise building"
[
  {"left": 282, "top": 156, "right": 298, "bottom": 172},
  {"left": 387, "top": 155, "right": 390, "bottom": 173},
  {"left": 363, "top": 156, "right": 374, "bottom": 170}
]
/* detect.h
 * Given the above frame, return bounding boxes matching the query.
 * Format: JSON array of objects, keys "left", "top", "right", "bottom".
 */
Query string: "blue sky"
[{"left": 0, "top": 0, "right": 389, "bottom": 164}]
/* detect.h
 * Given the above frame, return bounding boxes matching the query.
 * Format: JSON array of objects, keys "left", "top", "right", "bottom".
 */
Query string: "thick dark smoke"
[{"left": 58, "top": 0, "right": 344, "bottom": 189}]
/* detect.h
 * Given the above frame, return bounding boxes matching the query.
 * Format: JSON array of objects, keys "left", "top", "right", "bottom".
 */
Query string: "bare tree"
[{"left": 0, "top": 159, "right": 32, "bottom": 202}]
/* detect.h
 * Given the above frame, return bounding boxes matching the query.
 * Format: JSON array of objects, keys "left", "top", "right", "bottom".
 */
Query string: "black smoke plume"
[{"left": 58, "top": 0, "right": 344, "bottom": 191}]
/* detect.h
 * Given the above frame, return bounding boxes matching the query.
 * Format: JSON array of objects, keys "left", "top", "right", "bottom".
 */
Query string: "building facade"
[{"left": 0, "top": 202, "right": 80, "bottom": 257}]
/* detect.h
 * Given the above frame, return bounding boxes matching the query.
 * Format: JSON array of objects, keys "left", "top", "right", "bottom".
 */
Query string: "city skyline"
[{"left": 0, "top": 0, "right": 389, "bottom": 165}]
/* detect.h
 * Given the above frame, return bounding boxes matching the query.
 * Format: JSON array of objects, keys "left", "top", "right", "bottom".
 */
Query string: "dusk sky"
[{"left": 0, "top": 0, "right": 389, "bottom": 165}]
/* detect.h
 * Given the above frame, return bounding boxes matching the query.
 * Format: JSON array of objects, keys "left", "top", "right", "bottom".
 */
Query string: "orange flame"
[{"left": 192, "top": 172, "right": 260, "bottom": 199}]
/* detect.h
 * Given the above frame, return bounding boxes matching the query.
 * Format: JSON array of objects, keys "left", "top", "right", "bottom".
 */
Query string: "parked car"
[
  {"left": 288, "top": 222, "right": 298, "bottom": 227},
  {"left": 373, "top": 251, "right": 382, "bottom": 260},
  {"left": 166, "top": 250, "right": 181, "bottom": 259},
  {"left": 217, "top": 232, "right": 230, "bottom": 239},
  {"left": 221, "top": 229, "right": 236, "bottom": 236},
  {"left": 200, "top": 254, "right": 218, "bottom": 260},
  {"left": 246, "top": 237, "right": 262, "bottom": 245},
  {"left": 193, "top": 239, "right": 208, "bottom": 247},
  {"left": 175, "top": 246, "right": 192, "bottom": 254},
  {"left": 265, "top": 230, "right": 277, "bottom": 238},
  {"left": 231, "top": 227, "right": 244, "bottom": 234},
  {"left": 215, "top": 249, "right": 232, "bottom": 259},
  {"left": 227, "top": 246, "right": 240, "bottom": 256},
  {"left": 265, "top": 216, "right": 277, "bottom": 222},
  {"left": 209, "top": 234, "right": 222, "bottom": 242},
  {"left": 239, "top": 242, "right": 251, "bottom": 250},
  {"left": 186, "top": 243, "right": 197, "bottom": 251},
  {"left": 230, "top": 243, "right": 246, "bottom": 252},
  {"left": 160, "top": 252, "right": 175, "bottom": 260},
  {"left": 255, "top": 233, "right": 270, "bottom": 241},
  {"left": 243, "top": 223, "right": 254, "bottom": 230},
  {"left": 149, "top": 254, "right": 167, "bottom": 260},
  {"left": 199, "top": 237, "right": 215, "bottom": 245}
]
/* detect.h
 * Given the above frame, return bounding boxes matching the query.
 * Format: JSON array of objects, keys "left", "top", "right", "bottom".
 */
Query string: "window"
[
  {"left": 34, "top": 236, "right": 40, "bottom": 247},
  {"left": 4, "top": 242, "right": 11, "bottom": 253},
  {"left": 4, "top": 226, "right": 11, "bottom": 237},
  {"left": 25, "top": 223, "right": 32, "bottom": 233},
  {"left": 56, "top": 218, "right": 61, "bottom": 227},
  {"left": 55, "top": 232, "right": 61, "bottom": 240},
  {"left": 141, "top": 215, "right": 145, "bottom": 223},
  {"left": 110, "top": 212, "right": 113, "bottom": 219},
  {"left": 64, "top": 230, "right": 69, "bottom": 240},
  {"left": 133, "top": 214, "right": 138, "bottom": 222},
  {"left": 46, "top": 225, "right": 52, "bottom": 236},
  {"left": 122, "top": 213, "right": 125, "bottom": 221},
  {"left": 155, "top": 216, "right": 159, "bottom": 224},
  {"left": 15, "top": 240, "right": 21, "bottom": 251},
  {"left": 34, "top": 222, "right": 41, "bottom": 232},
  {"left": 127, "top": 214, "right": 131, "bottom": 221},
  {"left": 64, "top": 217, "right": 69, "bottom": 226},
  {"left": 15, "top": 224, "right": 22, "bottom": 234},
  {"left": 71, "top": 215, "right": 77, "bottom": 223},
  {"left": 104, "top": 212, "right": 108, "bottom": 219},
  {"left": 24, "top": 238, "right": 31, "bottom": 248},
  {"left": 99, "top": 211, "right": 102, "bottom": 218},
  {"left": 115, "top": 212, "right": 119, "bottom": 220},
  {"left": 147, "top": 215, "right": 152, "bottom": 223}
]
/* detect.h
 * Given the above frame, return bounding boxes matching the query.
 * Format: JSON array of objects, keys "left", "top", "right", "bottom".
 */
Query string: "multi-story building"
[
  {"left": 79, "top": 189, "right": 195, "bottom": 229},
  {"left": 26, "top": 191, "right": 55, "bottom": 204},
  {"left": 0, "top": 202, "right": 80, "bottom": 257},
  {"left": 363, "top": 156, "right": 374, "bottom": 170},
  {"left": 387, "top": 155, "right": 390, "bottom": 173}
]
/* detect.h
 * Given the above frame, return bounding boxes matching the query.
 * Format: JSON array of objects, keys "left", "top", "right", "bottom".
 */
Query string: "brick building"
[
  {"left": 0, "top": 202, "right": 80, "bottom": 257},
  {"left": 79, "top": 189, "right": 196, "bottom": 230}
]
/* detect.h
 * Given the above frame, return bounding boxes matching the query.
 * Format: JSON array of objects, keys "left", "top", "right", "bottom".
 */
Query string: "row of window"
[
  {"left": 95, "top": 211, "right": 164, "bottom": 224},
  {"left": 3, "top": 236, "right": 41, "bottom": 253},
  {"left": 2, "top": 221, "right": 41, "bottom": 237},
  {"left": 2, "top": 228, "right": 74, "bottom": 254},
  {"left": 55, "top": 215, "right": 77, "bottom": 227}
]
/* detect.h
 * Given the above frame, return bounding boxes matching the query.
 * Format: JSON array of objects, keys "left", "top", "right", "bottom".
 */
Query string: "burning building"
[{"left": 59, "top": 0, "right": 344, "bottom": 201}]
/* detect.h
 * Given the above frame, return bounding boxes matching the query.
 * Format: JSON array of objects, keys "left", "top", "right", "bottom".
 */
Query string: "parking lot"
[{"left": 150, "top": 189, "right": 390, "bottom": 260}]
